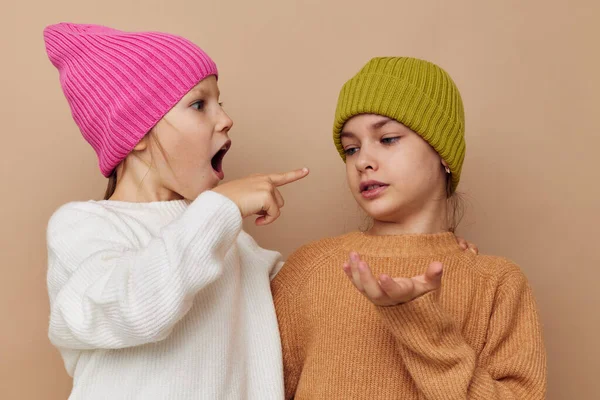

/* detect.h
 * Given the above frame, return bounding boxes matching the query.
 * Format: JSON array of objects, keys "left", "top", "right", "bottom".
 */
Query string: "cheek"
[
  {"left": 163, "top": 111, "right": 214, "bottom": 158},
  {"left": 345, "top": 162, "right": 360, "bottom": 187},
  {"left": 393, "top": 153, "right": 442, "bottom": 197},
  {"left": 158, "top": 131, "right": 213, "bottom": 174}
]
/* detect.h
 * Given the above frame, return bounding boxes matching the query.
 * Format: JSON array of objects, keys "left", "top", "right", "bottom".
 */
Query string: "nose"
[
  {"left": 355, "top": 145, "right": 378, "bottom": 172},
  {"left": 217, "top": 108, "right": 233, "bottom": 133}
]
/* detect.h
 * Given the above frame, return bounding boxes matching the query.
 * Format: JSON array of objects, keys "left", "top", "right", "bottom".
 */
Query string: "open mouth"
[
  {"left": 359, "top": 180, "right": 389, "bottom": 199},
  {"left": 211, "top": 140, "right": 231, "bottom": 179},
  {"left": 360, "top": 181, "right": 388, "bottom": 192}
]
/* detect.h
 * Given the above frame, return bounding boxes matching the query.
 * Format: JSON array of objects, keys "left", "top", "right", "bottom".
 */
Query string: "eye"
[
  {"left": 191, "top": 100, "right": 205, "bottom": 111},
  {"left": 381, "top": 136, "right": 400, "bottom": 145},
  {"left": 344, "top": 147, "right": 359, "bottom": 156}
]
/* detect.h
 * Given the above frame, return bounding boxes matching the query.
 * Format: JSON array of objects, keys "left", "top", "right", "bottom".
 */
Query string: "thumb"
[{"left": 423, "top": 261, "right": 443, "bottom": 289}]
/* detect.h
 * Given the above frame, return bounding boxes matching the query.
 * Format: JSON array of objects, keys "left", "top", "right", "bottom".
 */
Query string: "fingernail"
[
  {"left": 302, "top": 167, "right": 309, "bottom": 173},
  {"left": 350, "top": 253, "right": 358, "bottom": 261}
]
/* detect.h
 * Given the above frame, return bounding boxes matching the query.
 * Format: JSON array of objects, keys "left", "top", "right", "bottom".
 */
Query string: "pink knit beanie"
[{"left": 44, "top": 23, "right": 218, "bottom": 177}]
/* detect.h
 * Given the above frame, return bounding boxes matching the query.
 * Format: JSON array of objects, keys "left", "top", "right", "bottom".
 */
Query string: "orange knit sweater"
[{"left": 272, "top": 232, "right": 546, "bottom": 399}]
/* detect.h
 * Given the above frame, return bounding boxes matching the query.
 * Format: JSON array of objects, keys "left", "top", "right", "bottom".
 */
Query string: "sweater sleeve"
[
  {"left": 235, "top": 230, "right": 284, "bottom": 280},
  {"left": 46, "top": 191, "right": 242, "bottom": 350},
  {"left": 376, "top": 266, "right": 547, "bottom": 399}
]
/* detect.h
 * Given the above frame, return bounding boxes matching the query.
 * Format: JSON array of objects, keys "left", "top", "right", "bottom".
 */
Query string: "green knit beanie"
[{"left": 333, "top": 57, "right": 466, "bottom": 192}]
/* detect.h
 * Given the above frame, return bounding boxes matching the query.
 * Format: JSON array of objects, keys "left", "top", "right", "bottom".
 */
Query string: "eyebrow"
[
  {"left": 339, "top": 132, "right": 356, "bottom": 140},
  {"left": 189, "top": 87, "right": 207, "bottom": 96},
  {"left": 188, "top": 87, "right": 220, "bottom": 98},
  {"left": 340, "top": 117, "right": 395, "bottom": 139}
]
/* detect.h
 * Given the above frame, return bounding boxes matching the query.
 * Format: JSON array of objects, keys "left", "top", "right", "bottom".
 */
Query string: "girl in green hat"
[{"left": 272, "top": 57, "right": 546, "bottom": 399}]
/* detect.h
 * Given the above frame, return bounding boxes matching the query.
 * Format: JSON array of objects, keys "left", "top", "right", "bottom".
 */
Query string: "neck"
[
  {"left": 368, "top": 196, "right": 449, "bottom": 236},
  {"left": 109, "top": 163, "right": 182, "bottom": 203}
]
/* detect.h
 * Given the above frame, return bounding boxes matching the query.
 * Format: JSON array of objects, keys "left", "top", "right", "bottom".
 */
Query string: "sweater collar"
[
  {"left": 339, "top": 231, "right": 462, "bottom": 258},
  {"left": 93, "top": 198, "right": 190, "bottom": 219}
]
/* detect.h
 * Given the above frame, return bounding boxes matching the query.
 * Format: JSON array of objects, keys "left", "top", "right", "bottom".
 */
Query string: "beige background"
[{"left": 1, "top": 0, "right": 599, "bottom": 398}]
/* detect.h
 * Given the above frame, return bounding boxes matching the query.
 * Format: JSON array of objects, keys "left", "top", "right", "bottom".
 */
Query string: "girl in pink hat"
[{"left": 44, "top": 22, "right": 308, "bottom": 399}]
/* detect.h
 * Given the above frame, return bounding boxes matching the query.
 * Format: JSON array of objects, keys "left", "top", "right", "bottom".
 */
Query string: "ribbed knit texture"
[
  {"left": 333, "top": 57, "right": 466, "bottom": 192},
  {"left": 43, "top": 23, "right": 218, "bottom": 177},
  {"left": 46, "top": 191, "right": 284, "bottom": 399},
  {"left": 272, "top": 232, "right": 547, "bottom": 399}
]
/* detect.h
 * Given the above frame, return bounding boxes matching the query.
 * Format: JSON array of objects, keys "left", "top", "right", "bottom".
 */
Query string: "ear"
[
  {"left": 441, "top": 158, "right": 451, "bottom": 175},
  {"left": 133, "top": 135, "right": 149, "bottom": 152}
]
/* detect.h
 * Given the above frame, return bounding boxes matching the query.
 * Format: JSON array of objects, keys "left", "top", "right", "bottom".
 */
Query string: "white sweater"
[{"left": 46, "top": 191, "right": 285, "bottom": 400}]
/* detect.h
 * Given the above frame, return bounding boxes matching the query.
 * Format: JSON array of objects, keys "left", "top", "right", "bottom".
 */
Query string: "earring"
[{"left": 445, "top": 166, "right": 451, "bottom": 174}]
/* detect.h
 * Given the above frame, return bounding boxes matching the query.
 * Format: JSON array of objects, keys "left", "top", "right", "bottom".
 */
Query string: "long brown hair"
[
  {"left": 104, "top": 171, "right": 118, "bottom": 200},
  {"left": 446, "top": 172, "right": 465, "bottom": 233}
]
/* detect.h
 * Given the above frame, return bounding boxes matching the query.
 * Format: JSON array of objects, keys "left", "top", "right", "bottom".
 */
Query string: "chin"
[{"left": 359, "top": 200, "right": 402, "bottom": 222}]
